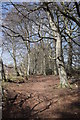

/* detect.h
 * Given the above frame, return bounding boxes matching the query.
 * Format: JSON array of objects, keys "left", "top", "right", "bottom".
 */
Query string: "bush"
[{"left": 6, "top": 76, "right": 28, "bottom": 83}]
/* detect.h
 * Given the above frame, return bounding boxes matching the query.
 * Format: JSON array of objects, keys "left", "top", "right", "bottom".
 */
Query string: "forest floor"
[{"left": 2, "top": 75, "right": 80, "bottom": 119}]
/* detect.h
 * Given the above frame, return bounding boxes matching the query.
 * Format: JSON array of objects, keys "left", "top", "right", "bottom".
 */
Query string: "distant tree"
[{"left": 2, "top": 2, "right": 80, "bottom": 87}]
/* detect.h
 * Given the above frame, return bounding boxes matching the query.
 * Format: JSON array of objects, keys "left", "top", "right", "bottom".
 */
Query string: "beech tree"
[
  {"left": 43, "top": 3, "right": 68, "bottom": 87},
  {"left": 2, "top": 2, "right": 80, "bottom": 87}
]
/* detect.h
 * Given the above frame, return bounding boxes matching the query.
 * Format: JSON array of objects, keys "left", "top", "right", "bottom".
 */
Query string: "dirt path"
[
  {"left": 2, "top": 75, "right": 80, "bottom": 119},
  {"left": 0, "top": 81, "right": 2, "bottom": 120}
]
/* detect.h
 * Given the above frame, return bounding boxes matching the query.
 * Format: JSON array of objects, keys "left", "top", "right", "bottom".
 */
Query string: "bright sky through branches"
[
  {"left": 0, "top": 0, "right": 80, "bottom": 2},
  {"left": 0, "top": 1, "right": 80, "bottom": 66}
]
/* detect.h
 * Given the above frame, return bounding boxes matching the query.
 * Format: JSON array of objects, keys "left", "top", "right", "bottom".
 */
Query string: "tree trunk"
[
  {"left": 12, "top": 37, "right": 20, "bottom": 76},
  {"left": 0, "top": 59, "right": 2, "bottom": 80},
  {"left": 68, "top": 40, "right": 72, "bottom": 74},
  {"left": 53, "top": 40, "right": 58, "bottom": 75},
  {"left": 40, "top": 58, "right": 43, "bottom": 74},
  {"left": 25, "top": 40, "right": 31, "bottom": 76},
  {"left": 27, "top": 52, "right": 30, "bottom": 76},
  {"left": 56, "top": 33, "right": 68, "bottom": 87},
  {"left": 46, "top": 8, "right": 68, "bottom": 87},
  {"left": 34, "top": 55, "right": 37, "bottom": 74},
  {"left": 46, "top": 10, "right": 58, "bottom": 75},
  {"left": 14, "top": 57, "right": 20, "bottom": 76},
  {"left": 43, "top": 53, "right": 46, "bottom": 75},
  {"left": 13, "top": 50, "right": 20, "bottom": 76},
  {"left": 0, "top": 58, "right": 6, "bottom": 81}
]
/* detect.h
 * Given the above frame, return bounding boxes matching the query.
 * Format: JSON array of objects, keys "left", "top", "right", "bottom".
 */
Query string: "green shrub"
[{"left": 6, "top": 76, "right": 28, "bottom": 83}]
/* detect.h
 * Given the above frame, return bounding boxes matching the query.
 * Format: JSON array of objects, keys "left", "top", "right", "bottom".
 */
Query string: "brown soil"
[{"left": 2, "top": 75, "right": 80, "bottom": 119}]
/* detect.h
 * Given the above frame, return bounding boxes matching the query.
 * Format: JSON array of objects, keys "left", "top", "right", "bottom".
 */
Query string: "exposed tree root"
[{"left": 58, "top": 82, "right": 72, "bottom": 89}]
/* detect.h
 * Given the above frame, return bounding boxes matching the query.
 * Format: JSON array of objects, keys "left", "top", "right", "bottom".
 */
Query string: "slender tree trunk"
[
  {"left": 0, "top": 59, "right": 2, "bottom": 80},
  {"left": 33, "top": 46, "right": 37, "bottom": 74},
  {"left": 13, "top": 47, "right": 20, "bottom": 76},
  {"left": 65, "top": 23, "right": 73, "bottom": 75},
  {"left": 68, "top": 40, "right": 72, "bottom": 74},
  {"left": 27, "top": 51, "right": 30, "bottom": 76},
  {"left": 0, "top": 58, "right": 6, "bottom": 81},
  {"left": 14, "top": 58, "right": 20, "bottom": 76},
  {"left": 53, "top": 40, "right": 58, "bottom": 75},
  {"left": 34, "top": 55, "right": 37, "bottom": 74},
  {"left": 13, "top": 50, "right": 20, "bottom": 76},
  {"left": 25, "top": 40, "right": 31, "bottom": 76},
  {"left": 11, "top": 36, "right": 20, "bottom": 76},
  {"left": 40, "top": 57, "right": 43, "bottom": 74},
  {"left": 43, "top": 53, "right": 46, "bottom": 75},
  {"left": 24, "top": 25, "right": 31, "bottom": 76}
]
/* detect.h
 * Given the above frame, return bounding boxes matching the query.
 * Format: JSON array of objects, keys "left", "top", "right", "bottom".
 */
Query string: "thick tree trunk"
[
  {"left": 56, "top": 33, "right": 68, "bottom": 86},
  {"left": 46, "top": 11, "right": 58, "bottom": 75},
  {"left": 46, "top": 8, "right": 68, "bottom": 87}
]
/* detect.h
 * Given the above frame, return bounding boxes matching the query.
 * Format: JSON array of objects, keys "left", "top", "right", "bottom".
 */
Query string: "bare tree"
[{"left": 2, "top": 2, "right": 80, "bottom": 86}]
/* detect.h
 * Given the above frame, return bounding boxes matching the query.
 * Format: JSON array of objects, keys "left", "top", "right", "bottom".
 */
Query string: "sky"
[
  {"left": 0, "top": 2, "right": 2, "bottom": 57},
  {"left": 0, "top": 0, "right": 39, "bottom": 2},
  {"left": 0, "top": 2, "right": 14, "bottom": 65},
  {"left": 0, "top": 0, "right": 80, "bottom": 2},
  {"left": 0, "top": 1, "right": 80, "bottom": 65}
]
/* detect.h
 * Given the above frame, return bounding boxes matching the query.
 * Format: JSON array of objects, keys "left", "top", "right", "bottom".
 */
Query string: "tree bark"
[
  {"left": 25, "top": 29, "right": 31, "bottom": 76},
  {"left": 46, "top": 7, "right": 68, "bottom": 87},
  {"left": 34, "top": 54, "right": 37, "bottom": 74},
  {"left": 27, "top": 51, "right": 30, "bottom": 76},
  {"left": 68, "top": 40, "right": 72, "bottom": 73},
  {"left": 43, "top": 53, "right": 46, "bottom": 75},
  {"left": 0, "top": 58, "right": 6, "bottom": 81},
  {"left": 46, "top": 9, "right": 58, "bottom": 75},
  {"left": 13, "top": 45, "right": 20, "bottom": 76},
  {"left": 56, "top": 33, "right": 68, "bottom": 86},
  {"left": 53, "top": 40, "right": 58, "bottom": 75},
  {"left": 11, "top": 36, "right": 20, "bottom": 76}
]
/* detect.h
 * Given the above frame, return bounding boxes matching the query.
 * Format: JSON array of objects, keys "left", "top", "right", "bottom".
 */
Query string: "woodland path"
[
  {"left": 0, "top": 81, "right": 2, "bottom": 120},
  {"left": 2, "top": 75, "right": 80, "bottom": 119}
]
